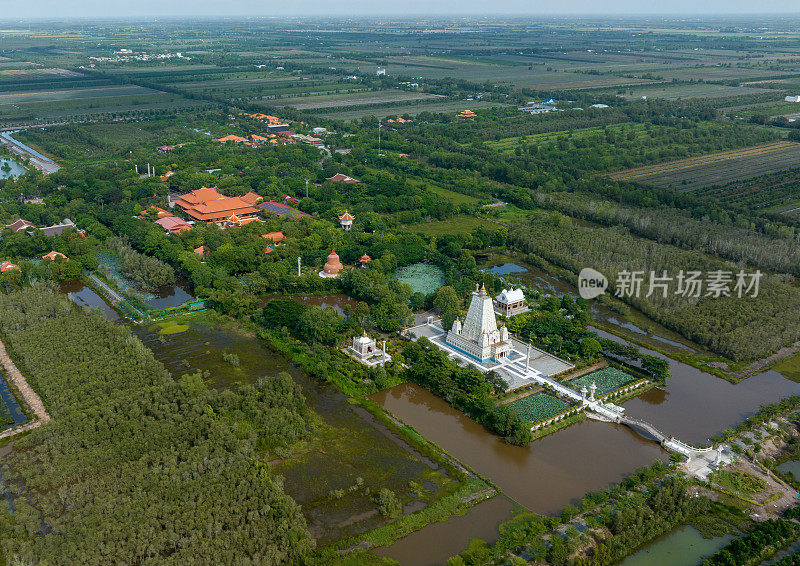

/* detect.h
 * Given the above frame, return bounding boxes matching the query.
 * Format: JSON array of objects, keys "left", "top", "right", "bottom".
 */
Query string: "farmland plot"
[
  {"left": 606, "top": 141, "right": 800, "bottom": 191},
  {"left": 0, "top": 85, "right": 161, "bottom": 105},
  {"left": 272, "top": 90, "right": 443, "bottom": 110}
]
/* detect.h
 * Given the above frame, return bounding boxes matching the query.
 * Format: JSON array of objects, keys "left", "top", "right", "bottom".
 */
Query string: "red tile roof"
[
  {"left": 5, "top": 218, "right": 35, "bottom": 233},
  {"left": 173, "top": 187, "right": 259, "bottom": 222},
  {"left": 155, "top": 216, "right": 193, "bottom": 233}
]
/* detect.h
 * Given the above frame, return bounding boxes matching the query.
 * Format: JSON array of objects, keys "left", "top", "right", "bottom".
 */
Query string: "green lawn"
[{"left": 401, "top": 215, "right": 496, "bottom": 236}]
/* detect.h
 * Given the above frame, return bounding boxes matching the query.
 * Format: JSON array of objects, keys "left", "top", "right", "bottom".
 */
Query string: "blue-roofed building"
[{"left": 259, "top": 201, "right": 311, "bottom": 219}]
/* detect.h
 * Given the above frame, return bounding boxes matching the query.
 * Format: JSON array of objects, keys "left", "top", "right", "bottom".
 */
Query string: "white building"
[
  {"left": 786, "top": 95, "right": 800, "bottom": 103},
  {"left": 338, "top": 211, "right": 354, "bottom": 230},
  {"left": 446, "top": 285, "right": 511, "bottom": 363},
  {"left": 349, "top": 332, "right": 391, "bottom": 366},
  {"left": 376, "top": 67, "right": 386, "bottom": 76},
  {"left": 494, "top": 287, "right": 529, "bottom": 317}
]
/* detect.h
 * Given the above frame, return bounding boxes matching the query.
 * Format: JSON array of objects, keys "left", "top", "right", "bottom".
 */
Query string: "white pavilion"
[{"left": 446, "top": 284, "right": 511, "bottom": 363}]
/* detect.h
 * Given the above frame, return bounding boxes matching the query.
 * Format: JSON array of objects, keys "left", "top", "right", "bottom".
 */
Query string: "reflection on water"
[
  {"left": 618, "top": 525, "right": 732, "bottom": 566},
  {"left": 483, "top": 262, "right": 528, "bottom": 275},
  {"left": 376, "top": 495, "right": 515, "bottom": 566},
  {"left": 592, "top": 327, "right": 800, "bottom": 445},
  {"left": 59, "top": 280, "right": 120, "bottom": 321},
  {"left": 0, "top": 372, "right": 27, "bottom": 431},
  {"left": 144, "top": 281, "right": 194, "bottom": 310},
  {"left": 373, "top": 383, "right": 668, "bottom": 515}
]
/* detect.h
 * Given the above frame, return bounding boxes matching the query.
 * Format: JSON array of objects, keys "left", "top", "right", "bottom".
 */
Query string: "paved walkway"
[{"left": 0, "top": 336, "right": 50, "bottom": 439}]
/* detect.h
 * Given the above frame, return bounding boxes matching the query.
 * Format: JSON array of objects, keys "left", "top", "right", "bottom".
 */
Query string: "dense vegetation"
[
  {"left": 0, "top": 285, "right": 314, "bottom": 563},
  {"left": 106, "top": 235, "right": 175, "bottom": 290}
]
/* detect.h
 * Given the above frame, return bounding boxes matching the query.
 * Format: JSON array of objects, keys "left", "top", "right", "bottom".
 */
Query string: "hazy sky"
[{"left": 2, "top": 0, "right": 799, "bottom": 18}]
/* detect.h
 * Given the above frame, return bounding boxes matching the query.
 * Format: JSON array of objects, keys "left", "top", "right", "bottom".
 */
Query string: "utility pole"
[
  {"left": 297, "top": 257, "right": 302, "bottom": 276},
  {"left": 305, "top": 179, "right": 309, "bottom": 198},
  {"left": 377, "top": 120, "right": 382, "bottom": 156}
]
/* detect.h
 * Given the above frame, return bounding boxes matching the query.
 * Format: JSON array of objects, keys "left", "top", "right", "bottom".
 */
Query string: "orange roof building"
[
  {"left": 359, "top": 254, "right": 371, "bottom": 267},
  {"left": 173, "top": 187, "right": 259, "bottom": 223},
  {"left": 0, "top": 261, "right": 19, "bottom": 274},
  {"left": 338, "top": 211, "right": 355, "bottom": 231},
  {"left": 155, "top": 216, "right": 193, "bottom": 234},
  {"left": 194, "top": 245, "right": 207, "bottom": 259},
  {"left": 262, "top": 231, "right": 285, "bottom": 244},
  {"left": 42, "top": 251, "right": 68, "bottom": 261},
  {"left": 458, "top": 110, "right": 477, "bottom": 118},
  {"left": 240, "top": 191, "right": 264, "bottom": 206},
  {"left": 216, "top": 135, "right": 248, "bottom": 143}
]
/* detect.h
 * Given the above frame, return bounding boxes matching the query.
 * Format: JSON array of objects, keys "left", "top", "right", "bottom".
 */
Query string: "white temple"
[
  {"left": 446, "top": 284, "right": 511, "bottom": 363},
  {"left": 494, "top": 287, "right": 528, "bottom": 317}
]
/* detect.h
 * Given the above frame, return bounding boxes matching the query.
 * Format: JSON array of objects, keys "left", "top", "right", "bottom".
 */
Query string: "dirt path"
[{"left": 0, "top": 336, "right": 50, "bottom": 439}]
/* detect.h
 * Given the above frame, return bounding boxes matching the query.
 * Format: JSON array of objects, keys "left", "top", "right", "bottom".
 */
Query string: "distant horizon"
[{"left": 1, "top": 1, "right": 799, "bottom": 21}]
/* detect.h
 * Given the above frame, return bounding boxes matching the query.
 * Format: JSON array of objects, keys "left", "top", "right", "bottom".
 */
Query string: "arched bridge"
[{"left": 616, "top": 415, "right": 714, "bottom": 456}]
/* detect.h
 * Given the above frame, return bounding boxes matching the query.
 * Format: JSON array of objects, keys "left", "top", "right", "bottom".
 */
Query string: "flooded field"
[
  {"left": 59, "top": 279, "right": 120, "bottom": 321},
  {"left": 133, "top": 314, "right": 457, "bottom": 545},
  {"left": 483, "top": 258, "right": 698, "bottom": 354}
]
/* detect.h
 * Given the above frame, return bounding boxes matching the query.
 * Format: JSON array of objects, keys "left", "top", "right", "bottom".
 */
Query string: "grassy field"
[
  {"left": 772, "top": 352, "right": 800, "bottom": 382},
  {"left": 425, "top": 185, "right": 483, "bottom": 206},
  {"left": 401, "top": 215, "right": 496, "bottom": 236},
  {"left": 486, "top": 122, "right": 639, "bottom": 153},
  {"left": 606, "top": 141, "right": 800, "bottom": 190}
]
